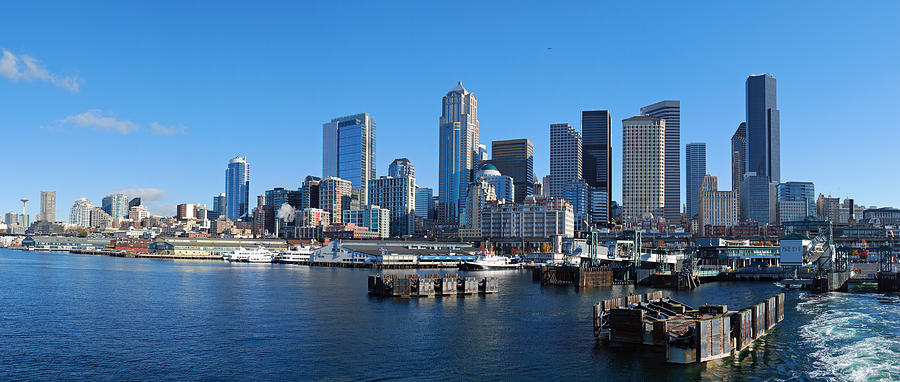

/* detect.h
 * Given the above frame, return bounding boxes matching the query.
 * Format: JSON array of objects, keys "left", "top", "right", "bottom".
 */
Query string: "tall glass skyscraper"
[
  {"left": 323, "top": 113, "right": 376, "bottom": 207},
  {"left": 438, "top": 82, "right": 479, "bottom": 225},
  {"left": 101, "top": 193, "right": 128, "bottom": 220},
  {"left": 490, "top": 139, "right": 533, "bottom": 203},
  {"left": 388, "top": 158, "right": 415, "bottom": 178},
  {"left": 225, "top": 156, "right": 249, "bottom": 220},
  {"left": 746, "top": 74, "right": 780, "bottom": 183},
  {"left": 640, "top": 101, "right": 681, "bottom": 224},
  {"left": 549, "top": 123, "right": 582, "bottom": 199},
  {"left": 731, "top": 122, "right": 747, "bottom": 195},
  {"left": 685, "top": 142, "right": 707, "bottom": 220},
  {"left": 581, "top": 110, "right": 611, "bottom": 223}
]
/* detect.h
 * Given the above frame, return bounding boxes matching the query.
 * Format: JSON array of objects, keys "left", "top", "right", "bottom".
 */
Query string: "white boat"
[
  {"left": 274, "top": 246, "right": 313, "bottom": 264},
  {"left": 225, "top": 247, "right": 274, "bottom": 263},
  {"left": 460, "top": 254, "right": 519, "bottom": 271}
]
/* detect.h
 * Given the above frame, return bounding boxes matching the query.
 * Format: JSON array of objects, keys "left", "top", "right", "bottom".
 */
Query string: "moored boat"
[{"left": 460, "top": 254, "right": 519, "bottom": 271}]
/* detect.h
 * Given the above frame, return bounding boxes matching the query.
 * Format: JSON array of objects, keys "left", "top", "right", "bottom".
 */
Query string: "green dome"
[{"left": 481, "top": 163, "right": 499, "bottom": 172}]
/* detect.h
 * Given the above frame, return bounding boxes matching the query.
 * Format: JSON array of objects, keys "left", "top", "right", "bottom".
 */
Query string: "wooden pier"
[
  {"left": 877, "top": 272, "right": 900, "bottom": 293},
  {"left": 592, "top": 292, "right": 785, "bottom": 364},
  {"left": 368, "top": 274, "right": 498, "bottom": 298},
  {"left": 534, "top": 266, "right": 613, "bottom": 287}
]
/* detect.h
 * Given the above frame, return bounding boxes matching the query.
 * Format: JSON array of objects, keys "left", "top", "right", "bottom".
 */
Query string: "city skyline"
[{"left": 3, "top": 2, "right": 900, "bottom": 219}]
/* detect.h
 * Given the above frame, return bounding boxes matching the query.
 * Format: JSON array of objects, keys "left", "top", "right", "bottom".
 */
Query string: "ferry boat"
[
  {"left": 224, "top": 247, "right": 274, "bottom": 263},
  {"left": 460, "top": 254, "right": 519, "bottom": 271},
  {"left": 274, "top": 246, "right": 313, "bottom": 264}
]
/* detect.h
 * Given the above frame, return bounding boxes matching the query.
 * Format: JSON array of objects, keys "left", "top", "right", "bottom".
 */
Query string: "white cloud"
[
  {"left": 150, "top": 122, "right": 187, "bottom": 136},
  {"left": 0, "top": 48, "right": 82, "bottom": 92},
  {"left": 118, "top": 188, "right": 167, "bottom": 202},
  {"left": 60, "top": 109, "right": 139, "bottom": 134}
]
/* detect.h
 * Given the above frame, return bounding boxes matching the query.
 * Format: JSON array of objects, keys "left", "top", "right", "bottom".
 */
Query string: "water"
[{"left": 1, "top": 248, "right": 897, "bottom": 381}]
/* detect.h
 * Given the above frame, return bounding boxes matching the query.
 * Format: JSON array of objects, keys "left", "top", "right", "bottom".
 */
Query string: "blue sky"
[{"left": 2, "top": 1, "right": 899, "bottom": 220}]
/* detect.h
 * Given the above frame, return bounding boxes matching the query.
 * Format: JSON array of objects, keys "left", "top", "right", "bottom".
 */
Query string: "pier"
[
  {"left": 534, "top": 266, "right": 613, "bottom": 287},
  {"left": 368, "top": 274, "right": 498, "bottom": 298},
  {"left": 592, "top": 292, "right": 785, "bottom": 364}
]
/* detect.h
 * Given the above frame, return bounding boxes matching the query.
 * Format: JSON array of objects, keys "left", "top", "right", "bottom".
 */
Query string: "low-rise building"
[
  {"left": 480, "top": 196, "right": 575, "bottom": 240},
  {"left": 148, "top": 237, "right": 288, "bottom": 258}
]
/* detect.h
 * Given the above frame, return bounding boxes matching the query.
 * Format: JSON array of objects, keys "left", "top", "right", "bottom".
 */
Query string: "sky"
[{"left": 2, "top": 1, "right": 899, "bottom": 220}]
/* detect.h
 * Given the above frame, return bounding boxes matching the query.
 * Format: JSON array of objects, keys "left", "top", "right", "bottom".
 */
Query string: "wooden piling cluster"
[
  {"left": 368, "top": 274, "right": 498, "bottom": 297},
  {"left": 538, "top": 266, "right": 613, "bottom": 287},
  {"left": 877, "top": 271, "right": 900, "bottom": 293},
  {"left": 592, "top": 292, "right": 786, "bottom": 364}
]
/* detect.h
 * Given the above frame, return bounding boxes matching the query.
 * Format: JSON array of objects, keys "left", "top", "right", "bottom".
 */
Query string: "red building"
[
  {"left": 111, "top": 238, "right": 150, "bottom": 254},
  {"left": 732, "top": 221, "right": 760, "bottom": 237}
]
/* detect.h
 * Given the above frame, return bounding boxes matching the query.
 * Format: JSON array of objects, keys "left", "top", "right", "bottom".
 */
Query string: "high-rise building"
[
  {"left": 40, "top": 191, "right": 56, "bottom": 222},
  {"left": 490, "top": 139, "right": 534, "bottom": 203},
  {"left": 129, "top": 206, "right": 150, "bottom": 221},
  {"left": 816, "top": 194, "right": 841, "bottom": 222},
  {"left": 90, "top": 207, "right": 112, "bottom": 229},
  {"left": 549, "top": 123, "right": 582, "bottom": 198},
  {"left": 388, "top": 158, "right": 415, "bottom": 179},
  {"left": 212, "top": 193, "right": 226, "bottom": 216},
  {"left": 4, "top": 212, "right": 18, "bottom": 226},
  {"left": 176, "top": 204, "right": 195, "bottom": 220},
  {"left": 225, "top": 156, "right": 250, "bottom": 220},
  {"left": 438, "top": 82, "right": 479, "bottom": 225},
  {"left": 70, "top": 198, "right": 95, "bottom": 227},
  {"left": 640, "top": 101, "right": 681, "bottom": 224},
  {"left": 369, "top": 176, "right": 416, "bottom": 237},
  {"left": 740, "top": 173, "right": 777, "bottom": 224},
  {"left": 622, "top": 116, "right": 666, "bottom": 221},
  {"left": 581, "top": 110, "right": 612, "bottom": 224},
  {"left": 343, "top": 206, "right": 390, "bottom": 239},
  {"left": 414, "top": 187, "right": 434, "bottom": 220},
  {"left": 698, "top": 175, "right": 738, "bottom": 230},
  {"left": 323, "top": 113, "right": 376, "bottom": 207},
  {"left": 300, "top": 176, "right": 321, "bottom": 210},
  {"left": 731, "top": 122, "right": 747, "bottom": 195},
  {"left": 563, "top": 179, "right": 591, "bottom": 230},
  {"left": 101, "top": 193, "right": 128, "bottom": 220},
  {"left": 476, "top": 164, "right": 515, "bottom": 202},
  {"left": 745, "top": 74, "right": 780, "bottom": 183},
  {"left": 298, "top": 208, "right": 330, "bottom": 227},
  {"left": 460, "top": 178, "right": 497, "bottom": 237},
  {"left": 589, "top": 189, "right": 609, "bottom": 225},
  {"left": 778, "top": 182, "right": 815, "bottom": 219},
  {"left": 685, "top": 143, "right": 707, "bottom": 220},
  {"left": 319, "top": 177, "right": 352, "bottom": 224},
  {"left": 128, "top": 197, "right": 142, "bottom": 209}
]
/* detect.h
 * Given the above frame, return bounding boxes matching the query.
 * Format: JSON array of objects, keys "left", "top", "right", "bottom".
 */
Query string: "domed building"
[{"left": 475, "top": 163, "right": 514, "bottom": 203}]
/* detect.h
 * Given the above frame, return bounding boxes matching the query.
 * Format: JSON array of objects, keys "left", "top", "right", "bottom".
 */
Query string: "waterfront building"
[
  {"left": 549, "top": 123, "right": 582, "bottom": 198},
  {"left": 778, "top": 182, "right": 815, "bottom": 220},
  {"left": 343, "top": 206, "right": 390, "bottom": 239},
  {"left": 40, "top": 191, "right": 56, "bottom": 222},
  {"left": 212, "top": 193, "right": 226, "bottom": 217},
  {"left": 22, "top": 236, "right": 113, "bottom": 252},
  {"left": 490, "top": 139, "right": 534, "bottom": 203},
  {"left": 300, "top": 176, "right": 322, "bottom": 210},
  {"left": 414, "top": 187, "right": 433, "bottom": 220},
  {"left": 298, "top": 208, "right": 331, "bottom": 227},
  {"left": 731, "top": 122, "right": 747, "bottom": 195},
  {"left": 368, "top": 176, "right": 416, "bottom": 237},
  {"left": 319, "top": 177, "right": 352, "bottom": 224},
  {"left": 69, "top": 198, "right": 95, "bottom": 227},
  {"left": 225, "top": 156, "right": 250, "bottom": 220},
  {"left": 101, "top": 193, "right": 128, "bottom": 220},
  {"left": 90, "top": 207, "right": 112, "bottom": 229},
  {"left": 745, "top": 74, "right": 780, "bottom": 183},
  {"left": 388, "top": 158, "right": 415, "bottom": 179},
  {"left": 622, "top": 116, "right": 666, "bottom": 221},
  {"left": 581, "top": 110, "right": 612, "bottom": 225},
  {"left": 640, "top": 101, "right": 681, "bottom": 224},
  {"left": 480, "top": 196, "right": 575, "bottom": 239},
  {"left": 149, "top": 237, "right": 288, "bottom": 258},
  {"left": 698, "top": 175, "right": 738, "bottom": 230},
  {"left": 438, "top": 82, "right": 479, "bottom": 225},
  {"left": 685, "top": 143, "right": 707, "bottom": 221},
  {"left": 322, "top": 113, "right": 376, "bottom": 207},
  {"left": 740, "top": 173, "right": 777, "bottom": 224},
  {"left": 563, "top": 179, "right": 591, "bottom": 230},
  {"left": 863, "top": 207, "right": 900, "bottom": 226}
]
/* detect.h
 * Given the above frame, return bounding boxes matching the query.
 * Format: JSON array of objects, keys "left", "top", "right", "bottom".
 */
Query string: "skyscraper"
[
  {"left": 300, "top": 176, "right": 321, "bottom": 210},
  {"left": 414, "top": 187, "right": 433, "bottom": 220},
  {"left": 225, "top": 156, "right": 250, "bottom": 220},
  {"left": 101, "top": 193, "right": 128, "bottom": 220},
  {"left": 437, "top": 82, "right": 479, "bottom": 224},
  {"left": 549, "top": 123, "right": 582, "bottom": 198},
  {"left": 388, "top": 158, "right": 415, "bottom": 179},
  {"left": 698, "top": 175, "right": 738, "bottom": 230},
  {"left": 640, "top": 101, "right": 680, "bottom": 224},
  {"left": 622, "top": 116, "right": 666, "bottom": 220},
  {"left": 40, "top": 191, "right": 56, "bottom": 222},
  {"left": 731, "top": 122, "right": 747, "bottom": 194},
  {"left": 685, "top": 143, "right": 707, "bottom": 220},
  {"left": 490, "top": 139, "right": 534, "bottom": 203},
  {"left": 581, "top": 110, "right": 612, "bottom": 224},
  {"left": 369, "top": 175, "right": 416, "bottom": 237},
  {"left": 70, "top": 198, "right": 94, "bottom": 227},
  {"left": 212, "top": 193, "right": 226, "bottom": 216},
  {"left": 746, "top": 74, "right": 780, "bottom": 183},
  {"left": 778, "top": 181, "right": 815, "bottom": 219},
  {"left": 319, "top": 177, "right": 352, "bottom": 224},
  {"left": 323, "top": 113, "right": 376, "bottom": 207}
]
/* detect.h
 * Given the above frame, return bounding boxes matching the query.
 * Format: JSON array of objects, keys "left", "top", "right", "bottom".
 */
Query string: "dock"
[
  {"left": 368, "top": 274, "right": 498, "bottom": 298},
  {"left": 533, "top": 266, "right": 613, "bottom": 287},
  {"left": 592, "top": 292, "right": 785, "bottom": 364}
]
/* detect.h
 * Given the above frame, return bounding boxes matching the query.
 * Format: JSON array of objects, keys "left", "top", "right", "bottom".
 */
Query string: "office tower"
[
  {"left": 4, "top": 212, "right": 17, "bottom": 226},
  {"left": 176, "top": 204, "right": 195, "bottom": 220},
  {"left": 128, "top": 198, "right": 141, "bottom": 208},
  {"left": 746, "top": 74, "right": 780, "bottom": 182},
  {"left": 90, "top": 207, "right": 112, "bottom": 229},
  {"left": 622, "top": 116, "right": 666, "bottom": 220},
  {"left": 731, "top": 122, "right": 747, "bottom": 194},
  {"left": 685, "top": 143, "right": 707, "bottom": 220},
  {"left": 343, "top": 206, "right": 390, "bottom": 239},
  {"left": 265, "top": 188, "right": 289, "bottom": 214},
  {"left": 542, "top": 175, "right": 551, "bottom": 197},
  {"left": 461, "top": 178, "right": 497, "bottom": 236},
  {"left": 69, "top": 198, "right": 95, "bottom": 227},
  {"left": 549, "top": 123, "right": 582, "bottom": 198},
  {"left": 778, "top": 181, "right": 815, "bottom": 219},
  {"left": 437, "top": 82, "right": 479, "bottom": 224},
  {"left": 388, "top": 158, "right": 415, "bottom": 179},
  {"left": 490, "top": 139, "right": 534, "bottom": 203},
  {"left": 323, "top": 113, "right": 376, "bottom": 207},
  {"left": 212, "top": 193, "right": 226, "bottom": 216},
  {"left": 816, "top": 194, "right": 841, "bottom": 222},
  {"left": 369, "top": 176, "right": 416, "bottom": 237},
  {"left": 225, "top": 156, "right": 250, "bottom": 220},
  {"left": 300, "top": 176, "right": 321, "bottom": 210},
  {"left": 477, "top": 144, "right": 488, "bottom": 162},
  {"left": 319, "top": 177, "right": 352, "bottom": 224},
  {"left": 414, "top": 187, "right": 434, "bottom": 220},
  {"left": 698, "top": 175, "right": 738, "bottom": 230},
  {"left": 589, "top": 189, "right": 609, "bottom": 224},
  {"left": 640, "top": 101, "right": 681, "bottom": 224},
  {"left": 740, "top": 173, "right": 777, "bottom": 224},
  {"left": 563, "top": 179, "right": 591, "bottom": 230},
  {"left": 581, "top": 110, "right": 612, "bottom": 224},
  {"left": 101, "top": 193, "right": 128, "bottom": 220},
  {"left": 476, "top": 164, "right": 515, "bottom": 202},
  {"left": 40, "top": 191, "right": 56, "bottom": 222}
]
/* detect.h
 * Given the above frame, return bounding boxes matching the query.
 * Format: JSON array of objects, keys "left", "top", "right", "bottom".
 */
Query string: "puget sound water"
[{"left": 1, "top": 248, "right": 898, "bottom": 381}]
